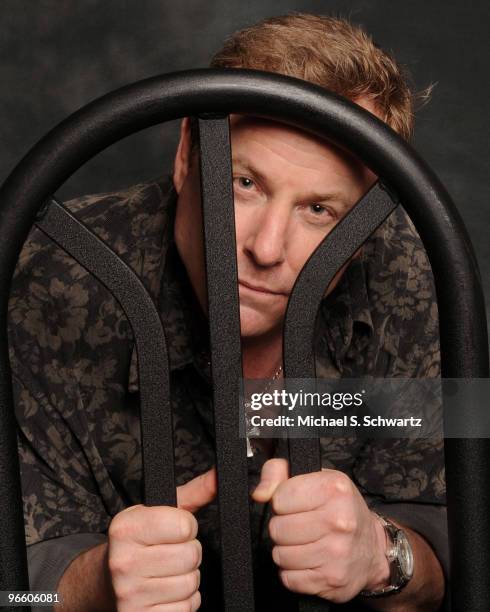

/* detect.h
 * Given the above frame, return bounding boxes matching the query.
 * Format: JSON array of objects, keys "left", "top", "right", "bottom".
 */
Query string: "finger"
[
  {"left": 135, "top": 570, "right": 201, "bottom": 606},
  {"left": 251, "top": 458, "right": 289, "bottom": 503},
  {"left": 272, "top": 535, "right": 349, "bottom": 571},
  {"left": 110, "top": 505, "right": 198, "bottom": 545},
  {"left": 177, "top": 467, "right": 218, "bottom": 513},
  {"left": 279, "top": 567, "right": 325, "bottom": 595},
  {"left": 148, "top": 591, "right": 201, "bottom": 612},
  {"left": 135, "top": 540, "right": 202, "bottom": 578},
  {"left": 269, "top": 501, "right": 356, "bottom": 546},
  {"left": 269, "top": 509, "right": 328, "bottom": 545},
  {"left": 271, "top": 470, "right": 353, "bottom": 515}
]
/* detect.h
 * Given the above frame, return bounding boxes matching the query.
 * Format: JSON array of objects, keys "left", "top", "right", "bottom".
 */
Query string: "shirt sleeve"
[
  {"left": 12, "top": 369, "right": 116, "bottom": 545},
  {"left": 7, "top": 223, "right": 128, "bottom": 545},
  {"left": 352, "top": 208, "right": 446, "bottom": 501},
  {"left": 27, "top": 533, "right": 108, "bottom": 612},
  {"left": 353, "top": 207, "right": 449, "bottom": 609},
  {"left": 6, "top": 185, "right": 167, "bottom": 607}
]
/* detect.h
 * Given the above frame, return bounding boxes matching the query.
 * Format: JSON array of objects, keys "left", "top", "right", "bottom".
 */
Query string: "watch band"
[{"left": 359, "top": 513, "right": 413, "bottom": 598}]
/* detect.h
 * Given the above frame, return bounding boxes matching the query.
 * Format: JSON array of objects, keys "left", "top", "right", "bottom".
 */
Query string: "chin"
[{"left": 239, "top": 307, "right": 281, "bottom": 339}]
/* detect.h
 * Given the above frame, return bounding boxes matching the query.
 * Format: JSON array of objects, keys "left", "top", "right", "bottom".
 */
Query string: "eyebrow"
[
  {"left": 231, "top": 157, "right": 353, "bottom": 212},
  {"left": 232, "top": 158, "right": 269, "bottom": 187}
]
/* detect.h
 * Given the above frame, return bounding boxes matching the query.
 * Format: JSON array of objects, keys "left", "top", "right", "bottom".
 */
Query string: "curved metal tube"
[
  {"left": 0, "top": 68, "right": 488, "bottom": 611},
  {"left": 35, "top": 198, "right": 175, "bottom": 508}
]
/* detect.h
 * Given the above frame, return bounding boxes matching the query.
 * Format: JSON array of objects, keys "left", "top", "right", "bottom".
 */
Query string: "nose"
[{"left": 242, "top": 199, "right": 289, "bottom": 267}]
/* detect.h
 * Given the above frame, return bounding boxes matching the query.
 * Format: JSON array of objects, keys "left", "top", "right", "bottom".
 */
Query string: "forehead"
[
  {"left": 228, "top": 114, "right": 370, "bottom": 182},
  {"left": 228, "top": 95, "right": 380, "bottom": 160},
  {"left": 229, "top": 114, "right": 329, "bottom": 149}
]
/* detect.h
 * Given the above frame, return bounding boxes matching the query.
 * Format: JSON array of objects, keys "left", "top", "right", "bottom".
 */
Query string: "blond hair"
[{"left": 210, "top": 13, "right": 428, "bottom": 141}]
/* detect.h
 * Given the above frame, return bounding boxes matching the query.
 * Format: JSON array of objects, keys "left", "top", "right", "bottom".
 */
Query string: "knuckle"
[
  {"left": 108, "top": 516, "right": 132, "bottom": 542},
  {"left": 268, "top": 517, "right": 278, "bottom": 542},
  {"left": 270, "top": 493, "right": 282, "bottom": 515},
  {"left": 279, "top": 569, "right": 293, "bottom": 591},
  {"left": 191, "top": 590, "right": 202, "bottom": 611},
  {"left": 180, "top": 592, "right": 201, "bottom": 612},
  {"left": 108, "top": 551, "right": 134, "bottom": 577},
  {"left": 178, "top": 541, "right": 200, "bottom": 573},
  {"left": 175, "top": 600, "right": 193, "bottom": 612},
  {"left": 113, "top": 579, "right": 134, "bottom": 603},
  {"left": 272, "top": 546, "right": 281, "bottom": 566},
  {"left": 179, "top": 510, "right": 198, "bottom": 540},
  {"left": 327, "top": 568, "right": 349, "bottom": 589},
  {"left": 193, "top": 569, "right": 201, "bottom": 591},
  {"left": 191, "top": 539, "right": 202, "bottom": 569},
  {"left": 169, "top": 599, "right": 193, "bottom": 612},
  {"left": 330, "top": 472, "right": 352, "bottom": 495},
  {"left": 182, "top": 569, "right": 200, "bottom": 596},
  {"left": 334, "top": 515, "right": 357, "bottom": 534}
]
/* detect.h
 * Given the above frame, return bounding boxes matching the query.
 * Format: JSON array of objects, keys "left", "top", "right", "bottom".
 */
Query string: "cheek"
[
  {"left": 288, "top": 227, "right": 351, "bottom": 297},
  {"left": 289, "top": 230, "right": 329, "bottom": 279},
  {"left": 234, "top": 203, "right": 256, "bottom": 244}
]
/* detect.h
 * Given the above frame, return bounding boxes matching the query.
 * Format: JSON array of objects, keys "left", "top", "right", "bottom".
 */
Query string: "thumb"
[
  {"left": 252, "top": 458, "right": 289, "bottom": 503},
  {"left": 177, "top": 467, "right": 217, "bottom": 513}
]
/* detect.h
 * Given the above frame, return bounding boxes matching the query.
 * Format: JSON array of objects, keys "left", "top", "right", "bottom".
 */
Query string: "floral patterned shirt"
[{"left": 8, "top": 176, "right": 447, "bottom": 611}]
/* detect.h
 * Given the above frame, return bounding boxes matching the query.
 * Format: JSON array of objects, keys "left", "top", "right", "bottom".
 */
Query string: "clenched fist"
[
  {"left": 251, "top": 459, "right": 390, "bottom": 603},
  {"left": 108, "top": 467, "right": 217, "bottom": 611}
]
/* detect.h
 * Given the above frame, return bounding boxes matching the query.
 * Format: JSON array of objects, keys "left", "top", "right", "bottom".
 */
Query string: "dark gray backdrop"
[{"left": 1, "top": 0, "right": 489, "bottom": 333}]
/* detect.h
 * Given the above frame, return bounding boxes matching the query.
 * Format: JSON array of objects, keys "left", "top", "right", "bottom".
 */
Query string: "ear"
[{"left": 173, "top": 117, "right": 193, "bottom": 194}]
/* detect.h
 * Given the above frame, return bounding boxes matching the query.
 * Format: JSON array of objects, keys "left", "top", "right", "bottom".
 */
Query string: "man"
[{"left": 9, "top": 13, "right": 447, "bottom": 612}]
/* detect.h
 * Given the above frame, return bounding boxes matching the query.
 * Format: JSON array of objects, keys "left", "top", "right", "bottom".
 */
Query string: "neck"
[{"left": 241, "top": 326, "right": 283, "bottom": 379}]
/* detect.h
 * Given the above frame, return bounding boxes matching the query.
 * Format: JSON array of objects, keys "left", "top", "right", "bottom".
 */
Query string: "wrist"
[
  {"left": 100, "top": 542, "right": 117, "bottom": 610},
  {"left": 360, "top": 513, "right": 415, "bottom": 599},
  {"left": 364, "top": 511, "right": 391, "bottom": 591},
  {"left": 57, "top": 541, "right": 116, "bottom": 612}
]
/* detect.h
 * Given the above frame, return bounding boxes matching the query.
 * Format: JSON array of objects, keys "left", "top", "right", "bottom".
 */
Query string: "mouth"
[{"left": 238, "top": 279, "right": 287, "bottom": 296}]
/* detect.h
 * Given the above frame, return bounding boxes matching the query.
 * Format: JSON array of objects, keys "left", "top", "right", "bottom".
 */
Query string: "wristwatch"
[{"left": 359, "top": 513, "right": 414, "bottom": 597}]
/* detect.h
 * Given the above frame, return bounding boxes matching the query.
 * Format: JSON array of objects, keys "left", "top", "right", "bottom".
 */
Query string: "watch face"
[{"left": 397, "top": 531, "right": 414, "bottom": 579}]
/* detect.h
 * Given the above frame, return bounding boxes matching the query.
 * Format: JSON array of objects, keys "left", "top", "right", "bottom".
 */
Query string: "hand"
[
  {"left": 108, "top": 467, "right": 217, "bottom": 611},
  {"left": 251, "top": 459, "right": 390, "bottom": 603}
]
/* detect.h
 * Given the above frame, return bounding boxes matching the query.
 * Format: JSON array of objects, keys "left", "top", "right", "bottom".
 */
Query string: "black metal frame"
[{"left": 0, "top": 69, "right": 488, "bottom": 611}]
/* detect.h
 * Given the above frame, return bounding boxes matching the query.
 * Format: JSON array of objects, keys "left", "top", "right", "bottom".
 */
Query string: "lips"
[{"left": 238, "top": 279, "right": 287, "bottom": 296}]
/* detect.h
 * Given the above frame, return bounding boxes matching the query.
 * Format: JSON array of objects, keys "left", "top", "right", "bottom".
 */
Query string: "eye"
[
  {"left": 309, "top": 203, "right": 335, "bottom": 218},
  {"left": 310, "top": 203, "right": 328, "bottom": 214},
  {"left": 235, "top": 176, "right": 255, "bottom": 190},
  {"left": 302, "top": 202, "right": 337, "bottom": 226}
]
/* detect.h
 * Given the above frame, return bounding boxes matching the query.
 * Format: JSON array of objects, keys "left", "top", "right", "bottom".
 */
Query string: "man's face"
[{"left": 173, "top": 106, "right": 377, "bottom": 340}]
